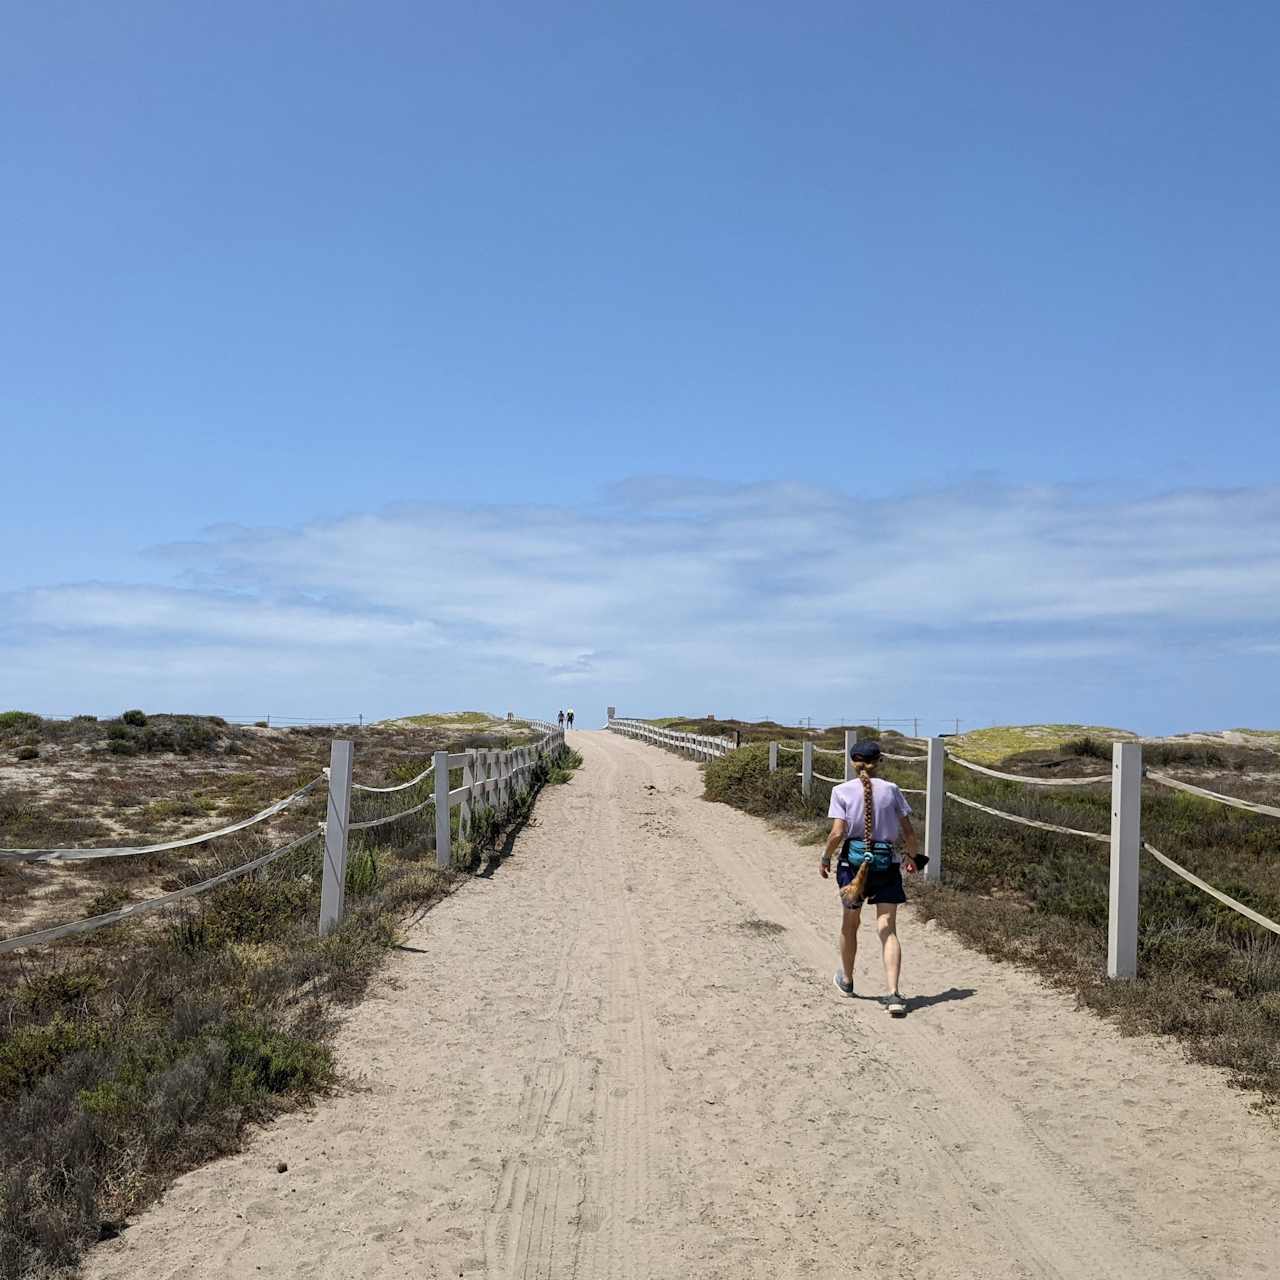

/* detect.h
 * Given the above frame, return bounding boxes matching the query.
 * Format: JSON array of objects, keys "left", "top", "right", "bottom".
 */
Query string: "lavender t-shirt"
[{"left": 828, "top": 777, "right": 912, "bottom": 855}]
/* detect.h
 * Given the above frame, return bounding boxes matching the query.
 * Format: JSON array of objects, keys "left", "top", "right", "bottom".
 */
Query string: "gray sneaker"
[
  {"left": 833, "top": 971, "right": 854, "bottom": 997},
  {"left": 885, "top": 992, "right": 907, "bottom": 1017}
]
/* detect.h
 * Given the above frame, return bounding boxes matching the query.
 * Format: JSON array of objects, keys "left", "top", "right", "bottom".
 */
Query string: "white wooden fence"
[
  {"left": 614, "top": 715, "right": 1280, "bottom": 980},
  {"left": 606, "top": 715, "right": 737, "bottom": 760}
]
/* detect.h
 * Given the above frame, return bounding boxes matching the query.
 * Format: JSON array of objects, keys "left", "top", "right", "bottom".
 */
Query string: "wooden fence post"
[
  {"left": 461, "top": 754, "right": 474, "bottom": 838},
  {"left": 924, "top": 736, "right": 944, "bottom": 883},
  {"left": 434, "top": 750, "right": 451, "bottom": 868},
  {"left": 844, "top": 729, "right": 856, "bottom": 781},
  {"left": 802, "top": 740, "right": 812, "bottom": 796},
  {"left": 1108, "top": 742, "right": 1142, "bottom": 979},
  {"left": 319, "top": 739, "right": 353, "bottom": 934},
  {"left": 769, "top": 741, "right": 778, "bottom": 772}
]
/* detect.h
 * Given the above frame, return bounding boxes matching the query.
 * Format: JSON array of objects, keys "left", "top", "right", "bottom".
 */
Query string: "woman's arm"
[
  {"left": 899, "top": 813, "right": 919, "bottom": 872},
  {"left": 819, "top": 818, "right": 845, "bottom": 877}
]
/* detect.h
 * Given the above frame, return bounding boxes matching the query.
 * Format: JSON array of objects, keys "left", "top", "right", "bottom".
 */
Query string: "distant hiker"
[
  {"left": 819, "top": 739, "right": 922, "bottom": 1016},
  {"left": 566, "top": 709, "right": 574, "bottom": 728},
  {"left": 558, "top": 710, "right": 565, "bottom": 728}
]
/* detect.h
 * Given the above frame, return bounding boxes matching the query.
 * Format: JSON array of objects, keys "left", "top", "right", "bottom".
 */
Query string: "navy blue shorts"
[{"left": 836, "top": 858, "right": 907, "bottom": 906}]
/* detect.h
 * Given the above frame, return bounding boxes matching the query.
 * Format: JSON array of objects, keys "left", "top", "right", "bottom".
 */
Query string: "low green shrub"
[
  {"left": 703, "top": 743, "right": 830, "bottom": 821},
  {"left": 82, "top": 888, "right": 129, "bottom": 919},
  {"left": 121, "top": 710, "right": 147, "bottom": 727},
  {"left": 0, "top": 712, "right": 41, "bottom": 736}
]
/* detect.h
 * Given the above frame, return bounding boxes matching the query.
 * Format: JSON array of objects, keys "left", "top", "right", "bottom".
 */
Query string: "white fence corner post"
[
  {"left": 434, "top": 749, "right": 451, "bottom": 868},
  {"left": 1108, "top": 742, "right": 1142, "bottom": 980},
  {"left": 924, "top": 736, "right": 944, "bottom": 882},
  {"left": 844, "top": 729, "right": 856, "bottom": 781},
  {"left": 769, "top": 741, "right": 778, "bottom": 773},
  {"left": 802, "top": 740, "right": 812, "bottom": 797},
  {"left": 319, "top": 739, "right": 354, "bottom": 934}
]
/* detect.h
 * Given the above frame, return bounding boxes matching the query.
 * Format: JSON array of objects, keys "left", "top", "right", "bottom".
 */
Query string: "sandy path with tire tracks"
[{"left": 87, "top": 730, "right": 1279, "bottom": 1279}]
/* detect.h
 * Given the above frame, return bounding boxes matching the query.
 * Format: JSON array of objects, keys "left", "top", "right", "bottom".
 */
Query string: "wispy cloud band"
[{"left": 3, "top": 478, "right": 1278, "bottom": 730}]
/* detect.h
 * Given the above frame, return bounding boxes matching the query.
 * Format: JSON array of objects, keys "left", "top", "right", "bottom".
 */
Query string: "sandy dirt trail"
[{"left": 87, "top": 730, "right": 1279, "bottom": 1279}]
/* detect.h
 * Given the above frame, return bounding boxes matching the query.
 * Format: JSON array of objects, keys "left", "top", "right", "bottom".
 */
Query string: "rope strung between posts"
[
  {"left": 0, "top": 827, "right": 323, "bottom": 954},
  {"left": 1143, "top": 842, "right": 1280, "bottom": 935},
  {"left": 351, "top": 763, "right": 434, "bottom": 793},
  {"left": 808, "top": 745, "right": 926, "bottom": 764},
  {"left": 349, "top": 795, "right": 434, "bottom": 830},
  {"left": 944, "top": 791, "right": 1110, "bottom": 842},
  {"left": 945, "top": 791, "right": 1280, "bottom": 935},
  {"left": 799, "top": 768, "right": 924, "bottom": 793},
  {"left": 0, "top": 775, "right": 327, "bottom": 862},
  {"left": 948, "top": 756, "right": 1109, "bottom": 787},
  {"left": 1146, "top": 771, "right": 1280, "bottom": 820}
]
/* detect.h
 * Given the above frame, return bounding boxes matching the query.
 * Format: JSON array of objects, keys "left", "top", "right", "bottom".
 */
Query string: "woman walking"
[
  {"left": 566, "top": 709, "right": 574, "bottom": 729},
  {"left": 558, "top": 710, "right": 565, "bottom": 728},
  {"left": 819, "top": 739, "right": 920, "bottom": 1016}
]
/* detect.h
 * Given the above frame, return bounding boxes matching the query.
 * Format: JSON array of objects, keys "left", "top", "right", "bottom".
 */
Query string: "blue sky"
[{"left": 3, "top": 1, "right": 1278, "bottom": 731}]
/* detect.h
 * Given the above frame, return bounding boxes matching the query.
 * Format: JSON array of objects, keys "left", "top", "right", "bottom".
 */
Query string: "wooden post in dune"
[
  {"left": 319, "top": 739, "right": 353, "bottom": 934},
  {"left": 844, "top": 729, "right": 856, "bottom": 781},
  {"left": 1108, "top": 743, "right": 1142, "bottom": 980},
  {"left": 434, "top": 750, "right": 451, "bottom": 868},
  {"left": 768, "top": 741, "right": 777, "bottom": 772},
  {"left": 924, "top": 736, "right": 945, "bottom": 883},
  {"left": 802, "top": 740, "right": 812, "bottom": 797}
]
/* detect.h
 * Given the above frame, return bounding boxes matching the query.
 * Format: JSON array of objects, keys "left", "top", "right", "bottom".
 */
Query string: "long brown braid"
[
  {"left": 859, "top": 762, "right": 875, "bottom": 848},
  {"left": 839, "top": 758, "right": 876, "bottom": 909}
]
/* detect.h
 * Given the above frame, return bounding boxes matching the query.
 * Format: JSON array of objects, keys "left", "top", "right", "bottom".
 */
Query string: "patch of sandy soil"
[{"left": 85, "top": 731, "right": 1279, "bottom": 1279}]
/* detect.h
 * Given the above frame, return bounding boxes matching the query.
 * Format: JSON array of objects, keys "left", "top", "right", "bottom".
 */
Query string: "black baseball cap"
[{"left": 848, "top": 739, "right": 882, "bottom": 760}]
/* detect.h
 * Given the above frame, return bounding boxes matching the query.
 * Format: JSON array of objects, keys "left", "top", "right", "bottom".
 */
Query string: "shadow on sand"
[{"left": 854, "top": 986, "right": 976, "bottom": 1014}]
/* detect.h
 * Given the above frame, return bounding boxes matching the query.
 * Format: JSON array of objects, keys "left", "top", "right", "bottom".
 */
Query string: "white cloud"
[{"left": 3, "top": 478, "right": 1279, "bottom": 731}]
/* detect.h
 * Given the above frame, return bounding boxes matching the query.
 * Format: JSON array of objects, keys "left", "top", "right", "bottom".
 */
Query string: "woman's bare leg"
[
  {"left": 840, "top": 906, "right": 861, "bottom": 984},
  {"left": 876, "top": 903, "right": 901, "bottom": 992}
]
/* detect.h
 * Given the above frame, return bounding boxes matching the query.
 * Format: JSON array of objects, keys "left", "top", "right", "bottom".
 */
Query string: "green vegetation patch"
[
  {"left": 945, "top": 723, "right": 1137, "bottom": 764},
  {"left": 395, "top": 711, "right": 504, "bottom": 728},
  {"left": 0, "top": 712, "right": 42, "bottom": 736}
]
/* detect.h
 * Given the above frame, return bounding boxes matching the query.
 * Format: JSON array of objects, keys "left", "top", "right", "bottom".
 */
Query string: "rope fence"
[
  {"left": 612, "top": 712, "right": 1280, "bottom": 975},
  {"left": 0, "top": 829, "right": 323, "bottom": 955},
  {"left": 1145, "top": 770, "right": 1280, "bottom": 819},
  {"left": 947, "top": 756, "right": 1109, "bottom": 787},
  {"left": 0, "top": 718, "right": 567, "bottom": 954},
  {"left": 0, "top": 775, "right": 326, "bottom": 862}
]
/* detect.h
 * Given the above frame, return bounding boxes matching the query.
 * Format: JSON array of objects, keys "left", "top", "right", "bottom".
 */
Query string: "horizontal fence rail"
[
  {"left": 606, "top": 716, "right": 737, "bottom": 760},
  {"left": 0, "top": 717, "right": 567, "bottom": 953}
]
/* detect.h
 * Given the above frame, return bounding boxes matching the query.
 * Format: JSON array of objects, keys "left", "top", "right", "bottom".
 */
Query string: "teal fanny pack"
[{"left": 840, "top": 839, "right": 896, "bottom": 872}]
